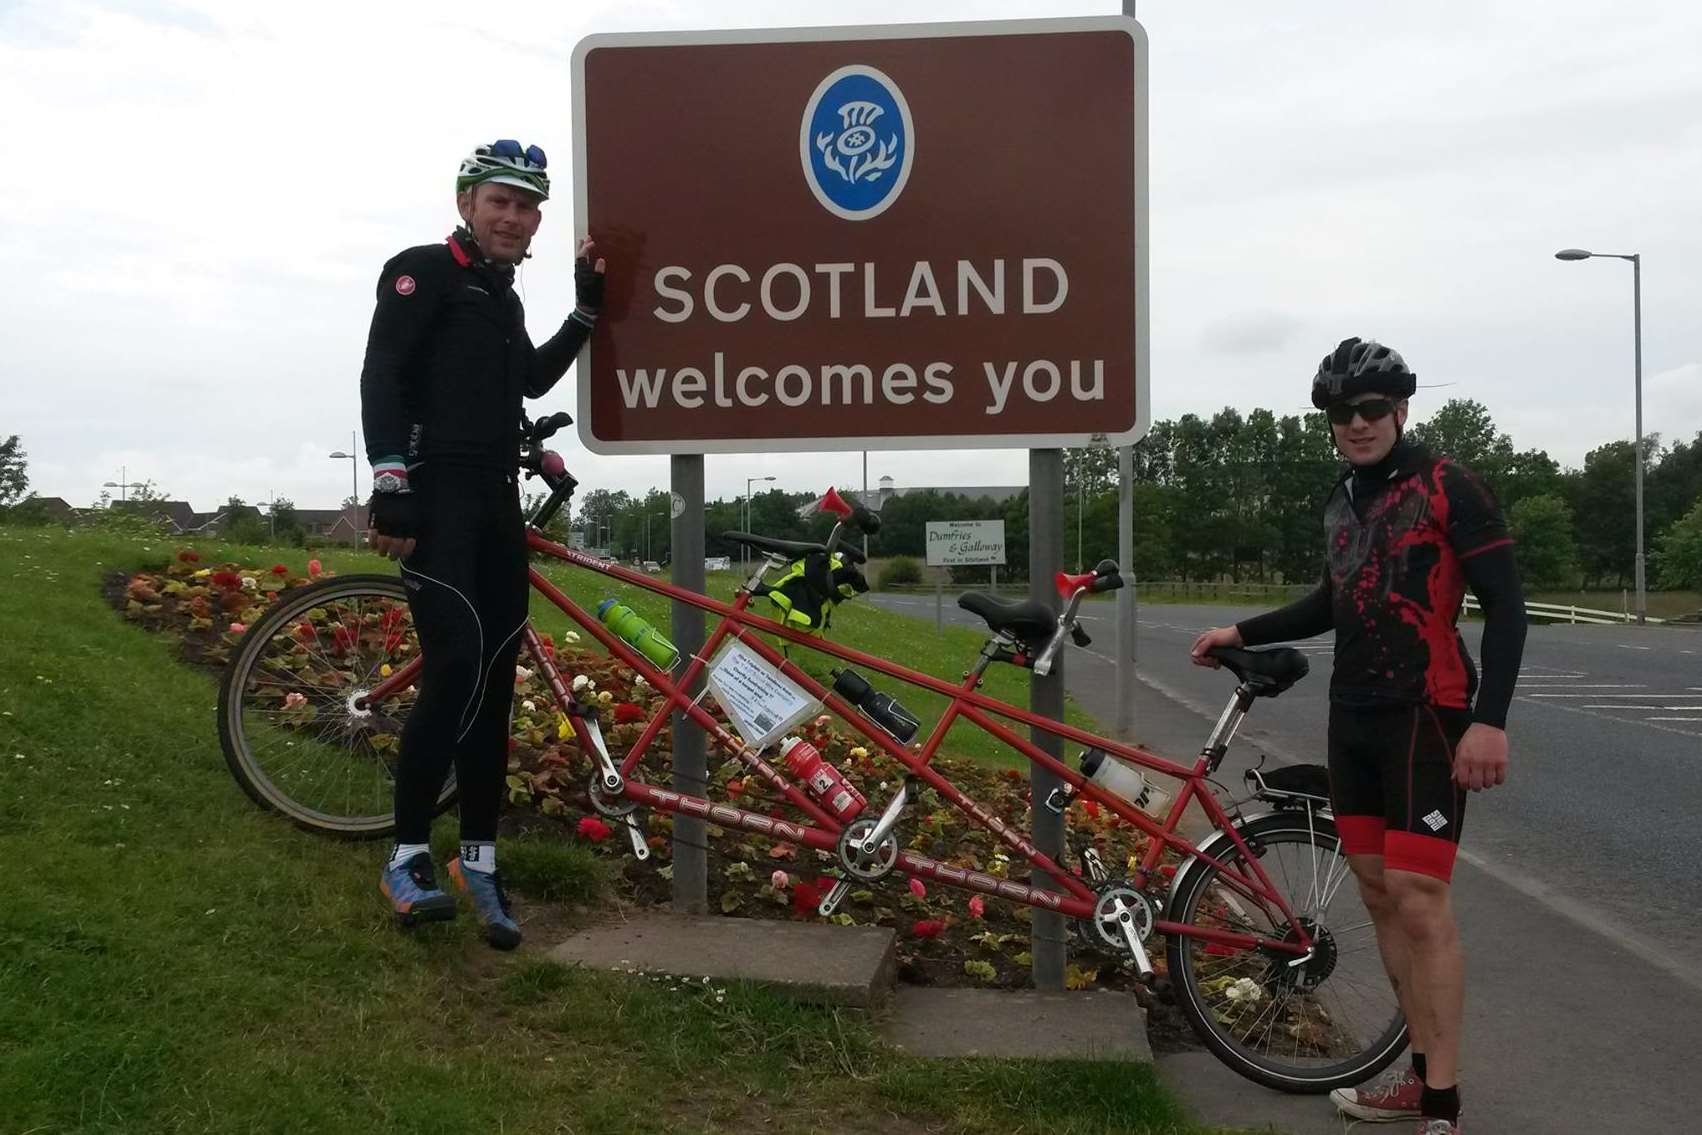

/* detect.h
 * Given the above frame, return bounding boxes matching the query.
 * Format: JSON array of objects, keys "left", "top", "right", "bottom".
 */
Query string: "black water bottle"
[{"left": 832, "top": 669, "right": 921, "bottom": 744}]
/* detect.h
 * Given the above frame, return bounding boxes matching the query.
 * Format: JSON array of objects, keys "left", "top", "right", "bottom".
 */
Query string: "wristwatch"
[{"left": 373, "top": 471, "right": 409, "bottom": 494}]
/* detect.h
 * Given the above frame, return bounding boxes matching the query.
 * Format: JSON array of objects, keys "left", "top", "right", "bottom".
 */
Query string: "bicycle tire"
[
  {"left": 217, "top": 573, "right": 456, "bottom": 839},
  {"left": 1164, "top": 811, "right": 1408, "bottom": 1093}
]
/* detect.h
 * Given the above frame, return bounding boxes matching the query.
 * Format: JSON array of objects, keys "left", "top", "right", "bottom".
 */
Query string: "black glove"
[
  {"left": 574, "top": 254, "right": 605, "bottom": 318},
  {"left": 367, "top": 489, "right": 420, "bottom": 540}
]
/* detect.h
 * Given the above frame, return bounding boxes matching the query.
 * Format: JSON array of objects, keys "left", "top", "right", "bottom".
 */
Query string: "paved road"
[{"left": 868, "top": 592, "right": 1702, "bottom": 1132}]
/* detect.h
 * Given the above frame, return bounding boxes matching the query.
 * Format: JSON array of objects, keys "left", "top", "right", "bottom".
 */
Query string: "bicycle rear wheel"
[
  {"left": 216, "top": 573, "right": 455, "bottom": 838},
  {"left": 1164, "top": 811, "right": 1407, "bottom": 1093}
]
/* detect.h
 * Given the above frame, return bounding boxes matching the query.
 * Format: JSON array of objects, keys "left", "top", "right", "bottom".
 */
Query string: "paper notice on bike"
[{"left": 705, "top": 639, "right": 820, "bottom": 750}]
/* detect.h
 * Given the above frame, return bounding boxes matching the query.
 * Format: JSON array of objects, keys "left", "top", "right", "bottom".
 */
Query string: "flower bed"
[{"left": 111, "top": 550, "right": 1194, "bottom": 1030}]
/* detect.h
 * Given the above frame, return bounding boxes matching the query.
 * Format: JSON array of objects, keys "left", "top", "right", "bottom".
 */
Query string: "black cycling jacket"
[
  {"left": 1236, "top": 442, "right": 1528, "bottom": 728},
  {"left": 360, "top": 233, "right": 590, "bottom": 472}
]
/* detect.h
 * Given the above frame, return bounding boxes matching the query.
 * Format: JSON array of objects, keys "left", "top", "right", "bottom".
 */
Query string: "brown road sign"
[{"left": 571, "top": 17, "right": 1148, "bottom": 455}]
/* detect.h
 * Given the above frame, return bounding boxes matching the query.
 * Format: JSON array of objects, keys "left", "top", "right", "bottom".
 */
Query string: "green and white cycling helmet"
[{"left": 455, "top": 139, "right": 550, "bottom": 200}]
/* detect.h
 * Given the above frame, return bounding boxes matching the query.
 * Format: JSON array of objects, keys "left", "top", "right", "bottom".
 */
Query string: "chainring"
[{"left": 836, "top": 818, "right": 899, "bottom": 881}]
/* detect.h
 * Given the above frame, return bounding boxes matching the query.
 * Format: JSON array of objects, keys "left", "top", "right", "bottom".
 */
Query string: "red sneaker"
[{"left": 1330, "top": 1066, "right": 1424, "bottom": 1122}]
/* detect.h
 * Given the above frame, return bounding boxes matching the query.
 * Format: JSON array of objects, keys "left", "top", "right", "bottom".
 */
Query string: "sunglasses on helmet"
[
  {"left": 489, "top": 139, "right": 547, "bottom": 169},
  {"left": 1325, "top": 397, "right": 1398, "bottom": 426}
]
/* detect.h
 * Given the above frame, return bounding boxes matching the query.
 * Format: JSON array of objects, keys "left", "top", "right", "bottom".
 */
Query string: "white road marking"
[
  {"left": 1519, "top": 684, "right": 1644, "bottom": 689},
  {"left": 1646, "top": 717, "right": 1702, "bottom": 723},
  {"left": 1616, "top": 644, "right": 1653, "bottom": 651},
  {"left": 1584, "top": 705, "right": 1702, "bottom": 711},
  {"left": 1513, "top": 697, "right": 1702, "bottom": 739}
]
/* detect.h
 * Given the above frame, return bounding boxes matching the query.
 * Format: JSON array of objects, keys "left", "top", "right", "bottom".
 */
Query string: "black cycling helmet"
[{"left": 1310, "top": 337, "right": 1417, "bottom": 409}]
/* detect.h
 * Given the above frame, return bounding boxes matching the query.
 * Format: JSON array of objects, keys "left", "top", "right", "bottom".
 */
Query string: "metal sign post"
[
  {"left": 669, "top": 459, "right": 707, "bottom": 912},
  {"left": 1028, "top": 451, "right": 1067, "bottom": 990}
]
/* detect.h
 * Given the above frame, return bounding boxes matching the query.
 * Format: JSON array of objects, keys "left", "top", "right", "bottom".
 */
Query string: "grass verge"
[{"left": 0, "top": 526, "right": 1238, "bottom": 1134}]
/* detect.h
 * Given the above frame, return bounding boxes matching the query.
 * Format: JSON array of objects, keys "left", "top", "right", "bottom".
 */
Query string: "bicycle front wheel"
[
  {"left": 216, "top": 573, "right": 456, "bottom": 839},
  {"left": 1164, "top": 811, "right": 1407, "bottom": 1093}
]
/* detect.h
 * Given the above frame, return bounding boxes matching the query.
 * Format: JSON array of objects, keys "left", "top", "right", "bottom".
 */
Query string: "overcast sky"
[{"left": 4, "top": 0, "right": 1699, "bottom": 512}]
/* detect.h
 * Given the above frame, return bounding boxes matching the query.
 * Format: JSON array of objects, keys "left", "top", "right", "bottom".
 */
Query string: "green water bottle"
[{"left": 597, "top": 600, "right": 680, "bottom": 669}]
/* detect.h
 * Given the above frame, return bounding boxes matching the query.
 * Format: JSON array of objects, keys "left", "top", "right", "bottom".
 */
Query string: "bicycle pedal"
[{"left": 817, "top": 879, "right": 853, "bottom": 918}]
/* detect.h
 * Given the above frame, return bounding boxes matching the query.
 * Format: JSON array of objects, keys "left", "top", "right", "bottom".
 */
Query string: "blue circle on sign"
[{"left": 800, "top": 64, "right": 914, "bottom": 221}]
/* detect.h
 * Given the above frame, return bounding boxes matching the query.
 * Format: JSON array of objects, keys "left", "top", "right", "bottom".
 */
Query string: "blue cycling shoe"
[
  {"left": 448, "top": 860, "right": 522, "bottom": 950},
  {"left": 379, "top": 852, "right": 458, "bottom": 926}
]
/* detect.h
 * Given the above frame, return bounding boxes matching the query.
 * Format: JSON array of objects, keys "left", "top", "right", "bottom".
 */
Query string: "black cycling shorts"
[{"left": 1327, "top": 703, "right": 1470, "bottom": 881}]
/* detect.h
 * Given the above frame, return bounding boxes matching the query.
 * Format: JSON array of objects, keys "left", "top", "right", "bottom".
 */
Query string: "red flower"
[
  {"left": 725, "top": 778, "right": 745, "bottom": 796},
  {"left": 910, "top": 919, "right": 946, "bottom": 939},
  {"left": 577, "top": 816, "right": 612, "bottom": 843},
  {"left": 907, "top": 877, "right": 927, "bottom": 898},
  {"left": 293, "top": 622, "right": 317, "bottom": 645},
  {"left": 307, "top": 559, "right": 323, "bottom": 577},
  {"left": 331, "top": 625, "right": 357, "bottom": 652},
  {"left": 270, "top": 564, "right": 288, "bottom": 575},
  {"left": 968, "top": 895, "right": 986, "bottom": 919},
  {"left": 1082, "top": 799, "right": 1101, "bottom": 819},
  {"left": 1003, "top": 768, "right": 1023, "bottom": 781},
  {"left": 790, "top": 877, "right": 829, "bottom": 916},
  {"left": 613, "top": 702, "right": 645, "bottom": 724},
  {"left": 177, "top": 550, "right": 200, "bottom": 563},
  {"left": 209, "top": 570, "right": 243, "bottom": 590}
]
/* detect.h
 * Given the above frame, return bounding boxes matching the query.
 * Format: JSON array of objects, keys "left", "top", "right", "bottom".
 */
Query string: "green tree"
[
  {"left": 1655, "top": 499, "right": 1702, "bottom": 590},
  {"left": 1409, "top": 399, "right": 1515, "bottom": 484},
  {"left": 1508, "top": 494, "right": 1579, "bottom": 590},
  {"left": 1648, "top": 431, "right": 1702, "bottom": 540},
  {"left": 221, "top": 495, "right": 271, "bottom": 545},
  {"left": 0, "top": 435, "right": 28, "bottom": 507},
  {"left": 1565, "top": 439, "right": 1656, "bottom": 588},
  {"left": 268, "top": 497, "right": 305, "bottom": 547}
]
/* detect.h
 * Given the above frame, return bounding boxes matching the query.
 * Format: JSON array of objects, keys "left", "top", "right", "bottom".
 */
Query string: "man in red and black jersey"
[{"left": 1192, "top": 338, "right": 1527, "bottom": 1135}]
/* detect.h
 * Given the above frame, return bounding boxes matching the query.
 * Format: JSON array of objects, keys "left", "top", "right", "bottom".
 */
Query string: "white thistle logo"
[
  {"left": 816, "top": 100, "right": 899, "bottom": 186},
  {"left": 800, "top": 64, "right": 914, "bottom": 221}
]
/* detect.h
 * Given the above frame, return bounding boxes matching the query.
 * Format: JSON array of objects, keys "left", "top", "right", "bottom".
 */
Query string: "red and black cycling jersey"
[
  {"left": 1238, "top": 442, "right": 1527, "bottom": 727},
  {"left": 359, "top": 233, "right": 591, "bottom": 473}
]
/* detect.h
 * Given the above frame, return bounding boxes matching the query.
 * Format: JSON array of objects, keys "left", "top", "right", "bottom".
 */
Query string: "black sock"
[
  {"left": 1421, "top": 1084, "right": 1460, "bottom": 1124},
  {"left": 1411, "top": 1052, "right": 1427, "bottom": 1083}
]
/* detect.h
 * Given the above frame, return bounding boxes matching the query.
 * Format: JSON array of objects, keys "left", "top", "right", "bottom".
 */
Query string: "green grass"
[{"left": 0, "top": 525, "right": 1237, "bottom": 1135}]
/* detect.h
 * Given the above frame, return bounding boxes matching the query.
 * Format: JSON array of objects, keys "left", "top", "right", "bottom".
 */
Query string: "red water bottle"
[{"left": 779, "top": 736, "right": 866, "bottom": 822}]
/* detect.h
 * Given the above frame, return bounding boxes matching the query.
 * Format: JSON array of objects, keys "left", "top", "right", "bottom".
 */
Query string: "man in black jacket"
[
  {"left": 360, "top": 140, "right": 604, "bottom": 949},
  {"left": 1192, "top": 339, "right": 1527, "bottom": 1135}
]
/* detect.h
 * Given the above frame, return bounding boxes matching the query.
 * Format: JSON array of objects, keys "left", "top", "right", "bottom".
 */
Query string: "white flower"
[
  {"left": 1225, "top": 977, "right": 1263, "bottom": 1003},
  {"left": 572, "top": 674, "right": 591, "bottom": 692},
  {"left": 240, "top": 576, "right": 258, "bottom": 591},
  {"left": 522, "top": 699, "right": 537, "bottom": 713},
  {"left": 565, "top": 631, "right": 581, "bottom": 643},
  {"left": 515, "top": 666, "right": 534, "bottom": 683},
  {"left": 633, "top": 674, "right": 647, "bottom": 688}
]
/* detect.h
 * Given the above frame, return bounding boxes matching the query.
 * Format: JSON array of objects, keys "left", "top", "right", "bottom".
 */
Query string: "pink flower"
[
  {"left": 307, "top": 558, "right": 323, "bottom": 578},
  {"left": 910, "top": 919, "right": 946, "bottom": 939},
  {"left": 968, "top": 895, "right": 985, "bottom": 919},
  {"left": 770, "top": 870, "right": 790, "bottom": 890},
  {"left": 907, "top": 877, "right": 927, "bottom": 898},
  {"left": 576, "top": 816, "right": 611, "bottom": 843},
  {"left": 228, "top": 622, "right": 246, "bottom": 634},
  {"left": 283, "top": 692, "right": 307, "bottom": 710}
]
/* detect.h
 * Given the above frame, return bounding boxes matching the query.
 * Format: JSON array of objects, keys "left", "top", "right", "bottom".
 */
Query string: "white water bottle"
[{"left": 1080, "top": 748, "right": 1173, "bottom": 818}]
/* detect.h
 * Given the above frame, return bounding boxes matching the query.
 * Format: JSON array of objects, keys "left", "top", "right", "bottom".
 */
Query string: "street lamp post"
[
  {"left": 743, "top": 475, "right": 776, "bottom": 569},
  {"left": 328, "top": 430, "right": 360, "bottom": 509},
  {"left": 1556, "top": 247, "right": 1645, "bottom": 624},
  {"left": 102, "top": 466, "right": 145, "bottom": 503}
]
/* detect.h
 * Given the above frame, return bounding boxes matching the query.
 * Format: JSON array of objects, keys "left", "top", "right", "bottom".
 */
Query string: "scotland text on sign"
[{"left": 925, "top": 520, "right": 1007, "bottom": 567}]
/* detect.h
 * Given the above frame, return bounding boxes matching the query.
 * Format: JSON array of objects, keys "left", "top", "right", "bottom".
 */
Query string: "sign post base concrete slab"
[
  {"left": 547, "top": 911, "right": 897, "bottom": 1008},
  {"left": 881, "top": 987, "right": 1150, "bottom": 1062}
]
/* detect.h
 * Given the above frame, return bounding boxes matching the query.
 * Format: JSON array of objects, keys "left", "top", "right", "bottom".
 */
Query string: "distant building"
[
  {"left": 864, "top": 475, "right": 1025, "bottom": 508},
  {"left": 296, "top": 504, "right": 368, "bottom": 545},
  {"left": 110, "top": 499, "right": 225, "bottom": 533}
]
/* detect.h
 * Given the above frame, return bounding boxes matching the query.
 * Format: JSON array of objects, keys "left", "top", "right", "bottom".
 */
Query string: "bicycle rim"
[
  {"left": 217, "top": 574, "right": 454, "bottom": 838},
  {"left": 1166, "top": 816, "right": 1406, "bottom": 1092}
]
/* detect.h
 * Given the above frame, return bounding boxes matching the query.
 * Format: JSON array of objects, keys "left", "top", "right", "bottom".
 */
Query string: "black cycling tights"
[{"left": 393, "top": 468, "right": 527, "bottom": 845}]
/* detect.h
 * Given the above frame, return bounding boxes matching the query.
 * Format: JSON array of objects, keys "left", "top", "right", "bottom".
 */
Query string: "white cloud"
[{"left": 4, "top": 0, "right": 1700, "bottom": 514}]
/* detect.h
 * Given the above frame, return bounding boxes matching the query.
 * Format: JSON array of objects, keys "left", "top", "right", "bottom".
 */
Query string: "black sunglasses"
[{"left": 1326, "top": 398, "right": 1398, "bottom": 426}]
